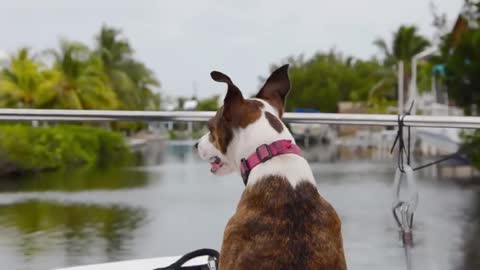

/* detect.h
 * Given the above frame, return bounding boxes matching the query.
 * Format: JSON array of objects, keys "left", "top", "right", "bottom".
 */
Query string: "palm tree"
[
  {"left": 95, "top": 26, "right": 132, "bottom": 70},
  {"left": 374, "top": 25, "right": 431, "bottom": 103},
  {"left": 0, "top": 48, "right": 58, "bottom": 108},
  {"left": 95, "top": 25, "right": 160, "bottom": 110},
  {"left": 46, "top": 40, "right": 119, "bottom": 109},
  {"left": 375, "top": 25, "right": 431, "bottom": 65},
  {"left": 118, "top": 59, "right": 161, "bottom": 110}
]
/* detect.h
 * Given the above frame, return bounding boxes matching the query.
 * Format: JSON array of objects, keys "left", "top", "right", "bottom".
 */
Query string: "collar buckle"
[
  {"left": 256, "top": 144, "right": 273, "bottom": 163},
  {"left": 240, "top": 140, "right": 302, "bottom": 186}
]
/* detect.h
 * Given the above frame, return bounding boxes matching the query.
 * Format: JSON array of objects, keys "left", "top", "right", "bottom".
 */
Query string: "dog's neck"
[
  {"left": 245, "top": 153, "right": 316, "bottom": 187},
  {"left": 227, "top": 100, "right": 316, "bottom": 188}
]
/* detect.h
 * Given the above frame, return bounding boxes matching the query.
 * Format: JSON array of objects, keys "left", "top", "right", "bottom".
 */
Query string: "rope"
[
  {"left": 390, "top": 101, "right": 477, "bottom": 270},
  {"left": 390, "top": 100, "right": 472, "bottom": 172},
  {"left": 390, "top": 102, "right": 415, "bottom": 173},
  {"left": 390, "top": 101, "right": 417, "bottom": 270},
  {"left": 388, "top": 101, "right": 476, "bottom": 270},
  {"left": 412, "top": 149, "right": 469, "bottom": 171}
]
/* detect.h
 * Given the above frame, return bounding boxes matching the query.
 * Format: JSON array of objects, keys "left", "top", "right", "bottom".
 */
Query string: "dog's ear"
[
  {"left": 256, "top": 64, "right": 290, "bottom": 117},
  {"left": 211, "top": 70, "right": 244, "bottom": 121}
]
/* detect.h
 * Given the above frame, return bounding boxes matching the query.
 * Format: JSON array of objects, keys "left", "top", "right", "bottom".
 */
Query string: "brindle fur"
[{"left": 220, "top": 177, "right": 347, "bottom": 270}]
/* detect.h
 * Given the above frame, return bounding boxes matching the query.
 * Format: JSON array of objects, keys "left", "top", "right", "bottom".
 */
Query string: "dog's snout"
[{"left": 194, "top": 142, "right": 199, "bottom": 149}]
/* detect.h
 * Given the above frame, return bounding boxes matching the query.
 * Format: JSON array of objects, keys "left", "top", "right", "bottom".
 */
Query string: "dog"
[{"left": 196, "top": 64, "right": 347, "bottom": 270}]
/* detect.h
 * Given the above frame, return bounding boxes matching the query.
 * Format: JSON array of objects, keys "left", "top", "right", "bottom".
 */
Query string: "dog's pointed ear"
[
  {"left": 210, "top": 70, "right": 244, "bottom": 121},
  {"left": 256, "top": 64, "right": 290, "bottom": 117}
]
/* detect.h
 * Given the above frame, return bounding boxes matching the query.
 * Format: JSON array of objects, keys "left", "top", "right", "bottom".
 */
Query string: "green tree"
[
  {"left": 0, "top": 48, "right": 58, "bottom": 108},
  {"left": 266, "top": 51, "right": 394, "bottom": 113},
  {"left": 46, "top": 40, "right": 119, "bottom": 109},
  {"left": 374, "top": 25, "right": 431, "bottom": 99},
  {"left": 435, "top": 1, "right": 480, "bottom": 171},
  {"left": 441, "top": 16, "right": 480, "bottom": 114},
  {"left": 95, "top": 26, "right": 160, "bottom": 110},
  {"left": 1, "top": 26, "right": 161, "bottom": 111},
  {"left": 196, "top": 95, "right": 219, "bottom": 111},
  {"left": 119, "top": 59, "right": 161, "bottom": 110},
  {"left": 374, "top": 25, "right": 431, "bottom": 66}
]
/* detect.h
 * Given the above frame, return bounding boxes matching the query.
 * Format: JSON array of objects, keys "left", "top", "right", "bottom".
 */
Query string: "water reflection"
[
  {"left": 0, "top": 167, "right": 151, "bottom": 192},
  {"left": 0, "top": 143, "right": 478, "bottom": 270},
  {"left": 459, "top": 191, "right": 480, "bottom": 270},
  {"left": 0, "top": 200, "right": 147, "bottom": 269}
]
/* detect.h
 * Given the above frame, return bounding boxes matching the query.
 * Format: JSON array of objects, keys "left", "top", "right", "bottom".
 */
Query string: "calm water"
[{"left": 0, "top": 142, "right": 479, "bottom": 270}]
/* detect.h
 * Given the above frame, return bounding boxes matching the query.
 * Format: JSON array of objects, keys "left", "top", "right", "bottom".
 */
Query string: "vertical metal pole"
[
  {"left": 398, "top": 61, "right": 404, "bottom": 114},
  {"left": 410, "top": 59, "right": 418, "bottom": 115},
  {"left": 188, "top": 121, "right": 193, "bottom": 139}
]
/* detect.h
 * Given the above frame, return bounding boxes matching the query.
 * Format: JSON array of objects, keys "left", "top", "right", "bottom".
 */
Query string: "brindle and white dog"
[{"left": 196, "top": 65, "right": 347, "bottom": 270}]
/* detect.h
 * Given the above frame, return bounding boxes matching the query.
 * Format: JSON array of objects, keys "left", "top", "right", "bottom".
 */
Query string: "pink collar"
[{"left": 240, "top": 139, "right": 303, "bottom": 185}]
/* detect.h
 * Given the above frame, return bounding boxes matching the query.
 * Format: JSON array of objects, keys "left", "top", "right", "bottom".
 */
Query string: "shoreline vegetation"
[
  {"left": 0, "top": 25, "right": 159, "bottom": 177},
  {"left": 0, "top": 124, "right": 133, "bottom": 176}
]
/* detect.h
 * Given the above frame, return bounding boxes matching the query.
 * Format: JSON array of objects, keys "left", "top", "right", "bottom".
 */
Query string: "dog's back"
[{"left": 220, "top": 176, "right": 347, "bottom": 270}]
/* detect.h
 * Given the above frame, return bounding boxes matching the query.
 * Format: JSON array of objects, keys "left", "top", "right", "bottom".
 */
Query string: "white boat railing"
[{"left": 0, "top": 109, "right": 479, "bottom": 129}]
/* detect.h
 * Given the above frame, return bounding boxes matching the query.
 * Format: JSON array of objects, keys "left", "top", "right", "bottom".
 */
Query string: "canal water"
[{"left": 0, "top": 142, "right": 478, "bottom": 270}]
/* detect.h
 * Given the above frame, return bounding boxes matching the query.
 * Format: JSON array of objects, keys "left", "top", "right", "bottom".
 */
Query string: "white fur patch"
[
  {"left": 196, "top": 98, "right": 316, "bottom": 187},
  {"left": 227, "top": 99, "right": 316, "bottom": 187},
  {"left": 247, "top": 154, "right": 316, "bottom": 187}
]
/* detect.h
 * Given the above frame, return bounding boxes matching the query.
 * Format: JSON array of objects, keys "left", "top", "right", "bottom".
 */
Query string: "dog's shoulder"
[{"left": 220, "top": 177, "right": 347, "bottom": 270}]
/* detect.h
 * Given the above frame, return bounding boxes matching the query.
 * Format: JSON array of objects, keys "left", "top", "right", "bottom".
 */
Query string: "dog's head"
[{"left": 196, "top": 64, "right": 294, "bottom": 176}]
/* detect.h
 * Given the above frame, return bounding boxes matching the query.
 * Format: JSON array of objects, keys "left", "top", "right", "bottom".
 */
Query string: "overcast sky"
[{"left": 0, "top": 0, "right": 464, "bottom": 99}]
